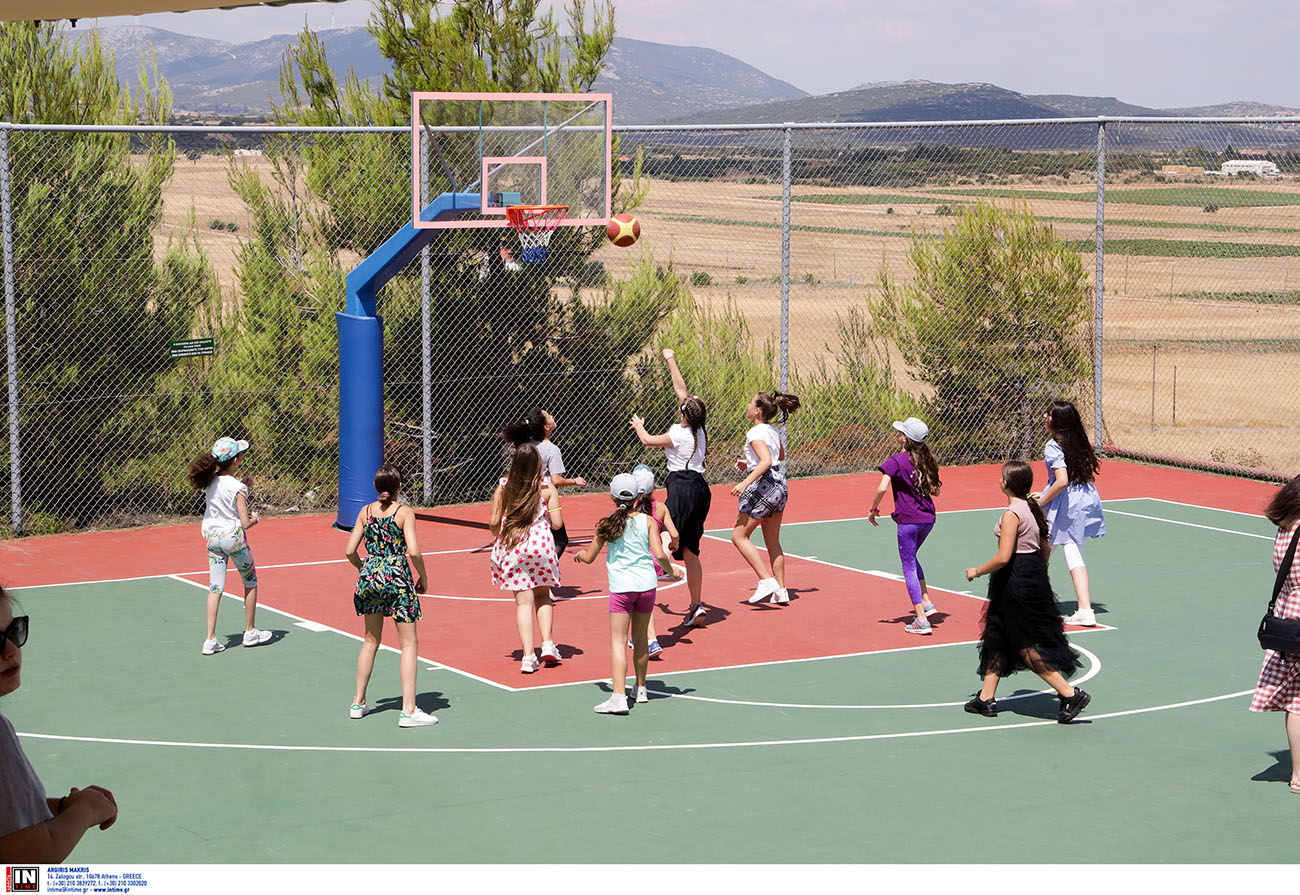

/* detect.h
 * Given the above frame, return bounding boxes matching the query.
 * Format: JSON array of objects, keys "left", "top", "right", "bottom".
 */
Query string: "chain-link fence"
[{"left": 2, "top": 116, "right": 1299, "bottom": 536}]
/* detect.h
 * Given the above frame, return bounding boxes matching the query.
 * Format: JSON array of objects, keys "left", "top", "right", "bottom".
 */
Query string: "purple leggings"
[{"left": 896, "top": 522, "right": 934, "bottom": 606}]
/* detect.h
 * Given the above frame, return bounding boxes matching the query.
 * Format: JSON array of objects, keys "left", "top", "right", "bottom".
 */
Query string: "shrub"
[
  {"left": 690, "top": 270, "right": 713, "bottom": 287},
  {"left": 869, "top": 199, "right": 1091, "bottom": 463},
  {"left": 735, "top": 275, "right": 748, "bottom": 284},
  {"left": 1203, "top": 204, "right": 1219, "bottom": 213}
]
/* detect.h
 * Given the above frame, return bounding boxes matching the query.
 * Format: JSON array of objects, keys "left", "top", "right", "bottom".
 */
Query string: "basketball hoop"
[{"left": 506, "top": 205, "right": 568, "bottom": 263}]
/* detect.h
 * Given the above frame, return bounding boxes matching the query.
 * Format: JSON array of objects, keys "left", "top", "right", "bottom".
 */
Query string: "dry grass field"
[{"left": 153, "top": 155, "right": 1300, "bottom": 473}]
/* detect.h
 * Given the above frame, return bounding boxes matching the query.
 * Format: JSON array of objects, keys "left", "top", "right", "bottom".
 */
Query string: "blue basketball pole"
[{"left": 335, "top": 191, "right": 518, "bottom": 530}]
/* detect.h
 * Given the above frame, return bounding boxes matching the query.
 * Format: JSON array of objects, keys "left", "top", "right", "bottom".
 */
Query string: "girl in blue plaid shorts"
[{"left": 730, "top": 392, "right": 801, "bottom": 606}]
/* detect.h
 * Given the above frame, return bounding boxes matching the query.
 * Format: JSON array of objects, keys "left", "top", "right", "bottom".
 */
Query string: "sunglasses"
[{"left": 1, "top": 615, "right": 28, "bottom": 650}]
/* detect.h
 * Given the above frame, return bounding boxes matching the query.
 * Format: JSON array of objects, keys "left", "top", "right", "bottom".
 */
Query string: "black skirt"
[
  {"left": 977, "top": 551, "right": 1081, "bottom": 679},
  {"left": 665, "top": 469, "right": 712, "bottom": 559}
]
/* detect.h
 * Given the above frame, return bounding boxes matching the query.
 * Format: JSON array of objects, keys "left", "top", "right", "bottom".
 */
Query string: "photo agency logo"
[{"left": 4, "top": 866, "right": 39, "bottom": 892}]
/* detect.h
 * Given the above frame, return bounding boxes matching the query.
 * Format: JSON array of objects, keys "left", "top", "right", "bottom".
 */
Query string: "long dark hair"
[
  {"left": 1047, "top": 400, "right": 1099, "bottom": 485},
  {"left": 1265, "top": 474, "right": 1300, "bottom": 529},
  {"left": 904, "top": 439, "right": 942, "bottom": 498},
  {"left": 498, "top": 444, "right": 543, "bottom": 549},
  {"left": 1002, "top": 460, "right": 1049, "bottom": 544},
  {"left": 187, "top": 452, "right": 235, "bottom": 491},
  {"left": 596, "top": 494, "right": 640, "bottom": 543},
  {"left": 680, "top": 395, "right": 708, "bottom": 461},
  {"left": 755, "top": 391, "right": 801, "bottom": 423},
  {"left": 502, "top": 407, "right": 547, "bottom": 446}
]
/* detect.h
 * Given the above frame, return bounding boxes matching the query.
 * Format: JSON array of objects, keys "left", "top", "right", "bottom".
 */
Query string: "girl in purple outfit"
[{"left": 868, "top": 417, "right": 943, "bottom": 634}]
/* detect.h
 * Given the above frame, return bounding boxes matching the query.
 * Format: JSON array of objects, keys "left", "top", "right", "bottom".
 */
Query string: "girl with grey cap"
[
  {"left": 574, "top": 473, "right": 675, "bottom": 714},
  {"left": 868, "top": 417, "right": 942, "bottom": 634}
]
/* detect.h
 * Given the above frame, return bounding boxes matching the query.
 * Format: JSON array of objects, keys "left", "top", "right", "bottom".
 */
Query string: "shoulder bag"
[{"left": 1258, "top": 526, "right": 1300, "bottom": 654}]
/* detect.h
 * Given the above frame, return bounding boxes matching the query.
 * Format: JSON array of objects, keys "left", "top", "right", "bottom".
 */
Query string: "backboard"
[{"left": 411, "top": 91, "right": 613, "bottom": 230}]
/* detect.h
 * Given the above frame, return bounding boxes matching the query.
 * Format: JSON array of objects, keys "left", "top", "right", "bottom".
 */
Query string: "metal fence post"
[
  {"left": 780, "top": 124, "right": 791, "bottom": 393},
  {"left": 420, "top": 131, "right": 432, "bottom": 503},
  {"left": 0, "top": 127, "right": 20, "bottom": 535},
  {"left": 1093, "top": 120, "right": 1106, "bottom": 449}
]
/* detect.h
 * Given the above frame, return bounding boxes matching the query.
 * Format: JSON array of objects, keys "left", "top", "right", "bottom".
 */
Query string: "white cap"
[
  {"left": 892, "top": 417, "right": 929, "bottom": 443},
  {"left": 609, "top": 473, "right": 639, "bottom": 501},
  {"left": 631, "top": 464, "right": 655, "bottom": 494}
]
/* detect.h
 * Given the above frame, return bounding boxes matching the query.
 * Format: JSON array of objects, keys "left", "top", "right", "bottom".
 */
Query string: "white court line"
[
  {"left": 15, "top": 688, "right": 1253, "bottom": 754},
  {"left": 644, "top": 644, "right": 1102, "bottom": 709},
  {"left": 13, "top": 545, "right": 487, "bottom": 590},
  {"left": 509, "top": 623, "right": 1111, "bottom": 692},
  {"left": 1102, "top": 509, "right": 1272, "bottom": 540},
  {"left": 1105, "top": 496, "right": 1266, "bottom": 520},
  {"left": 165, "top": 575, "right": 514, "bottom": 692}
]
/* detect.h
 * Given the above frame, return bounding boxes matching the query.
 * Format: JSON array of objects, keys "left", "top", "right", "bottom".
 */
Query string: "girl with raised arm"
[{"left": 630, "top": 349, "right": 712, "bottom": 627}]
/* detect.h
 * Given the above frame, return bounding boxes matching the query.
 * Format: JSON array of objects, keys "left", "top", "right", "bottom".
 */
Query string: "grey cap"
[
  {"left": 610, "top": 473, "right": 639, "bottom": 501},
  {"left": 631, "top": 464, "right": 655, "bottom": 494},
  {"left": 892, "top": 417, "right": 929, "bottom": 443}
]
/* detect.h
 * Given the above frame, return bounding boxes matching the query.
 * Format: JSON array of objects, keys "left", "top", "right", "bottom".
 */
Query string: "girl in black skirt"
[
  {"left": 963, "top": 460, "right": 1091, "bottom": 724},
  {"left": 631, "top": 349, "right": 712, "bottom": 627}
]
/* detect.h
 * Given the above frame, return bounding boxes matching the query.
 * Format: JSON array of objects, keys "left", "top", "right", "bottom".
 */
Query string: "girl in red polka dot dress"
[{"left": 490, "top": 443, "right": 565, "bottom": 673}]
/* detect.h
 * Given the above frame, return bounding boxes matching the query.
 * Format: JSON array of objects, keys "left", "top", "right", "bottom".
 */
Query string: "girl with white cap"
[
  {"left": 632, "top": 463, "right": 681, "bottom": 658},
  {"left": 573, "top": 473, "right": 675, "bottom": 714},
  {"left": 868, "top": 417, "right": 943, "bottom": 634},
  {"left": 187, "top": 436, "right": 272, "bottom": 655}
]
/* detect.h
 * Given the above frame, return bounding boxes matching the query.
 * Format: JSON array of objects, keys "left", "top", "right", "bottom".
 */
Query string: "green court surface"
[{"left": 8, "top": 498, "right": 1294, "bottom": 863}]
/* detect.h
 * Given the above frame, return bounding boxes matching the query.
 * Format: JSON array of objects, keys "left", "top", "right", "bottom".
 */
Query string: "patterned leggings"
[
  {"left": 206, "top": 528, "right": 258, "bottom": 594},
  {"left": 895, "top": 522, "right": 934, "bottom": 606}
]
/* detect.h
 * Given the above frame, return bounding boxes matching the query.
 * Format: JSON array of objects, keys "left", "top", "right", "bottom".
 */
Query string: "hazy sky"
[{"left": 86, "top": 0, "right": 1300, "bottom": 109}]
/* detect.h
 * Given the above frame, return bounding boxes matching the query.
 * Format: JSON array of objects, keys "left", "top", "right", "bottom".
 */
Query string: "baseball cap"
[
  {"left": 211, "top": 436, "right": 250, "bottom": 462},
  {"left": 891, "top": 417, "right": 929, "bottom": 444},
  {"left": 609, "top": 473, "right": 639, "bottom": 501},
  {"left": 631, "top": 464, "right": 655, "bottom": 494}
]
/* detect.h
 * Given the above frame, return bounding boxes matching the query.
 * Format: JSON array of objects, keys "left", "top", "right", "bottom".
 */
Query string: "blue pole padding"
[{"left": 335, "top": 312, "right": 384, "bottom": 530}]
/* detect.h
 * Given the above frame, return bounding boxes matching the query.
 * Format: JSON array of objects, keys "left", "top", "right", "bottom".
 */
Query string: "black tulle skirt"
[{"left": 977, "top": 551, "right": 1081, "bottom": 679}]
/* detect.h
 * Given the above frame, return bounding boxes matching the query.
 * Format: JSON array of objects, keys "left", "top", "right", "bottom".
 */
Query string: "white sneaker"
[
  {"left": 594, "top": 693, "right": 629, "bottom": 714},
  {"left": 773, "top": 588, "right": 790, "bottom": 605},
  {"left": 521, "top": 654, "right": 541, "bottom": 674},
  {"left": 242, "top": 628, "right": 272, "bottom": 647},
  {"left": 904, "top": 617, "right": 933, "bottom": 635},
  {"left": 539, "top": 642, "right": 562, "bottom": 667},
  {"left": 747, "top": 577, "right": 780, "bottom": 603},
  {"left": 349, "top": 703, "right": 368, "bottom": 720},
  {"left": 398, "top": 708, "right": 439, "bottom": 728},
  {"left": 1062, "top": 608, "right": 1096, "bottom": 627},
  {"left": 635, "top": 685, "right": 649, "bottom": 704},
  {"left": 922, "top": 601, "right": 938, "bottom": 617},
  {"left": 201, "top": 638, "right": 224, "bottom": 655}
]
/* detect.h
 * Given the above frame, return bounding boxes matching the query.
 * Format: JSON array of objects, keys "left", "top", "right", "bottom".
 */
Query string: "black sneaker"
[
  {"left": 1057, "top": 688, "right": 1091, "bottom": 723},
  {"left": 964, "top": 694, "right": 997, "bottom": 717}
]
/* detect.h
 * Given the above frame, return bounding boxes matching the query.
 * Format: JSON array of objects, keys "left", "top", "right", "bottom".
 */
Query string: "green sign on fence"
[{"left": 169, "top": 338, "right": 215, "bottom": 359}]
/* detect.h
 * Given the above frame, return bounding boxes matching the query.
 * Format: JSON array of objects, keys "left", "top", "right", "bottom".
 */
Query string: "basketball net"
[{"left": 505, "top": 205, "right": 568, "bottom": 263}]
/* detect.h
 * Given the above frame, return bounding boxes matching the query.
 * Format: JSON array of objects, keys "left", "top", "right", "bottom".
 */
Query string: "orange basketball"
[{"left": 606, "top": 213, "right": 641, "bottom": 247}]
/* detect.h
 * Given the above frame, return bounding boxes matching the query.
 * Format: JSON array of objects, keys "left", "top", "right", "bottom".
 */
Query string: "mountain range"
[{"left": 73, "top": 25, "right": 1300, "bottom": 125}]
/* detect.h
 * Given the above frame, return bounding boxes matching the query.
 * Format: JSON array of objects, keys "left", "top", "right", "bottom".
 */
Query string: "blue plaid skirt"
[{"left": 738, "top": 466, "right": 788, "bottom": 519}]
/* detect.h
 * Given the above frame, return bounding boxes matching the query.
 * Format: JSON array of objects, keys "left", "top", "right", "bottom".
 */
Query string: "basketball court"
[{"left": 3, "top": 461, "right": 1293, "bottom": 863}]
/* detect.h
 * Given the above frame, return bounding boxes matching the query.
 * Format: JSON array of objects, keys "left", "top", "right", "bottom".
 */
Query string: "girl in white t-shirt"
[
  {"left": 630, "top": 348, "right": 712, "bottom": 627},
  {"left": 731, "top": 392, "right": 801, "bottom": 605},
  {"left": 186, "top": 437, "right": 271, "bottom": 656}
]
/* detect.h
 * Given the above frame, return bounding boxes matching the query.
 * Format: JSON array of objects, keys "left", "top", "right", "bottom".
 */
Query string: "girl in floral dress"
[
  {"left": 490, "top": 444, "right": 564, "bottom": 673},
  {"left": 345, "top": 464, "right": 437, "bottom": 728}
]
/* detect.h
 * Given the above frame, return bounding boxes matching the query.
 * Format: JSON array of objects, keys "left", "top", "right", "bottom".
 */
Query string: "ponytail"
[
  {"left": 755, "top": 391, "right": 801, "bottom": 423},
  {"left": 595, "top": 499, "right": 636, "bottom": 542},
  {"left": 501, "top": 407, "right": 547, "bottom": 447},
  {"left": 188, "top": 452, "right": 232, "bottom": 491},
  {"left": 905, "top": 440, "right": 942, "bottom": 498},
  {"left": 680, "top": 396, "right": 707, "bottom": 460},
  {"left": 1001, "top": 459, "right": 1048, "bottom": 544}
]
